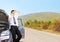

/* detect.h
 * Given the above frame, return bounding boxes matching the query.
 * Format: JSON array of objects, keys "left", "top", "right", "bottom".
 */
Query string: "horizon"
[
  {"left": 0, "top": 0, "right": 60, "bottom": 16},
  {"left": 21, "top": 12, "right": 60, "bottom": 16}
]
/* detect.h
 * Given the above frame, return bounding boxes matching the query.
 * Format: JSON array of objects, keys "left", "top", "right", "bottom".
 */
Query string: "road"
[{"left": 22, "top": 28, "right": 60, "bottom": 42}]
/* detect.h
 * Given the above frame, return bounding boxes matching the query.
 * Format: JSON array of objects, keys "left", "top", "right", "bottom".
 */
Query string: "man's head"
[
  {"left": 11, "top": 10, "right": 20, "bottom": 15},
  {"left": 11, "top": 10, "right": 15, "bottom": 15}
]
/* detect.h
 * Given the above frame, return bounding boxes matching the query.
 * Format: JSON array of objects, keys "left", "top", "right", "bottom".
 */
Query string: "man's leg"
[
  {"left": 16, "top": 26, "right": 22, "bottom": 42},
  {"left": 10, "top": 26, "right": 16, "bottom": 42}
]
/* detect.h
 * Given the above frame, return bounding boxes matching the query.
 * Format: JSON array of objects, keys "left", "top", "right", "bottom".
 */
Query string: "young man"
[{"left": 9, "top": 10, "right": 22, "bottom": 42}]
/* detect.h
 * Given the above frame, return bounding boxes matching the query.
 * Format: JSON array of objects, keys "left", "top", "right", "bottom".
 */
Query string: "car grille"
[{"left": 1, "top": 39, "right": 9, "bottom": 42}]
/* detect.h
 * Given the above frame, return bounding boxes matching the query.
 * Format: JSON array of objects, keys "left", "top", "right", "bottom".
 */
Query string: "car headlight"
[
  {"left": 1, "top": 30, "right": 10, "bottom": 40},
  {"left": 1, "top": 30, "right": 10, "bottom": 36}
]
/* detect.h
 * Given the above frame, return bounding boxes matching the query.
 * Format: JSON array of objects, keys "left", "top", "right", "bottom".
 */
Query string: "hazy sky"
[{"left": 0, "top": 0, "right": 60, "bottom": 16}]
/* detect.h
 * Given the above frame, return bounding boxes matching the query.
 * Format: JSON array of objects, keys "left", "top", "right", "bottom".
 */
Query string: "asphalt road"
[{"left": 22, "top": 28, "right": 60, "bottom": 42}]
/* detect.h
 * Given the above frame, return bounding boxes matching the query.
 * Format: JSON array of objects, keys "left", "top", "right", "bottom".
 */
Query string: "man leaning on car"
[{"left": 9, "top": 10, "right": 22, "bottom": 42}]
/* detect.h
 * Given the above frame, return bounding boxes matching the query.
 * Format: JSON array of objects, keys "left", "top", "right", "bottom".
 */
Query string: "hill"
[{"left": 20, "top": 12, "right": 60, "bottom": 24}]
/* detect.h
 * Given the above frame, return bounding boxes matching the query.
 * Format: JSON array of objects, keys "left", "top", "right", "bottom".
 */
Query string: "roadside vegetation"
[{"left": 25, "top": 20, "right": 60, "bottom": 35}]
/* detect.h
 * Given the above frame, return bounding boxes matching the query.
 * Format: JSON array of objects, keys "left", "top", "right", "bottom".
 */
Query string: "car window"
[{"left": 18, "top": 18, "right": 23, "bottom": 26}]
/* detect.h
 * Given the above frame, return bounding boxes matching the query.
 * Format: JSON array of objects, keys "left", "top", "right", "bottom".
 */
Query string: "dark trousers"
[{"left": 10, "top": 26, "right": 22, "bottom": 42}]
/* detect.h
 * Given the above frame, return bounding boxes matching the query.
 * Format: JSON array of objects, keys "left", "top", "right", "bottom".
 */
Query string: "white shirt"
[{"left": 9, "top": 14, "right": 19, "bottom": 26}]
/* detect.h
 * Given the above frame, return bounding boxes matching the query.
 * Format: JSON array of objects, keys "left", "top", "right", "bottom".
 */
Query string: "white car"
[{"left": 0, "top": 19, "right": 25, "bottom": 42}]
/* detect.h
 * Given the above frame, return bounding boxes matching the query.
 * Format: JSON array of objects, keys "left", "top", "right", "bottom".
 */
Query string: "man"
[{"left": 9, "top": 10, "right": 22, "bottom": 42}]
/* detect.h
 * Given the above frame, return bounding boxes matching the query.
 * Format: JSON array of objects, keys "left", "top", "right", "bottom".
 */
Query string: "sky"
[{"left": 0, "top": 0, "right": 60, "bottom": 16}]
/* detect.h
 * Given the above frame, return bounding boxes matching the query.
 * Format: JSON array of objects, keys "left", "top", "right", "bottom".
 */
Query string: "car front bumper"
[{"left": 0, "top": 36, "right": 10, "bottom": 42}]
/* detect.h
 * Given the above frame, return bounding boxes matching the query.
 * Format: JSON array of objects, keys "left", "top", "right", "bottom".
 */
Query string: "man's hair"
[{"left": 11, "top": 10, "right": 15, "bottom": 13}]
